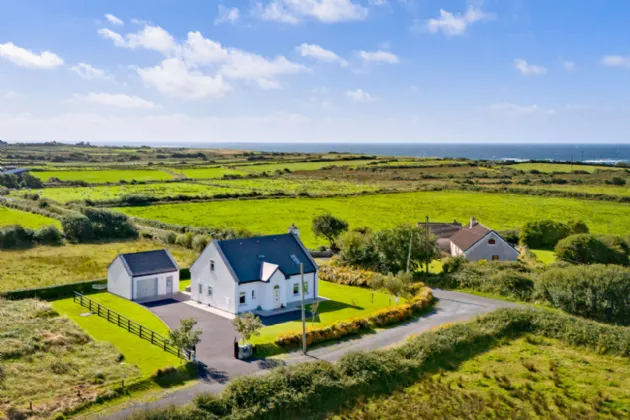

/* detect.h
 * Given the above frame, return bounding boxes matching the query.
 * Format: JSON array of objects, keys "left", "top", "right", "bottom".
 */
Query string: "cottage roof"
[
  {"left": 117, "top": 249, "right": 179, "bottom": 277},
  {"left": 449, "top": 224, "right": 492, "bottom": 251},
  {"left": 217, "top": 233, "right": 317, "bottom": 284},
  {"left": 426, "top": 221, "right": 463, "bottom": 239}
]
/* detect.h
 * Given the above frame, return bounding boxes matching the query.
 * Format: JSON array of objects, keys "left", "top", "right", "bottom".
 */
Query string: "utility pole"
[
  {"left": 425, "top": 216, "right": 430, "bottom": 275},
  {"left": 300, "top": 263, "right": 307, "bottom": 355}
]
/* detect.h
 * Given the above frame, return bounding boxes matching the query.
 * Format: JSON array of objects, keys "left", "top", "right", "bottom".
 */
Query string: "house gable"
[{"left": 463, "top": 230, "right": 520, "bottom": 259}]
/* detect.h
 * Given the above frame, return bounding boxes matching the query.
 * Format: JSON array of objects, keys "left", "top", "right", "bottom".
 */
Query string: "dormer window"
[{"left": 488, "top": 239, "right": 496, "bottom": 245}]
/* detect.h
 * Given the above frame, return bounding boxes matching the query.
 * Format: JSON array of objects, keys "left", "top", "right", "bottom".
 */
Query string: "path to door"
[{"left": 101, "top": 289, "right": 516, "bottom": 420}]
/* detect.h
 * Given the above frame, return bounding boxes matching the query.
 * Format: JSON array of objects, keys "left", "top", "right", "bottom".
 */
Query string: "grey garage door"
[{"left": 135, "top": 278, "right": 158, "bottom": 299}]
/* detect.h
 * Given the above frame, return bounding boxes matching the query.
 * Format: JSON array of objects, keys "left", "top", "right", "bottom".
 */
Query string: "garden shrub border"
[{"left": 274, "top": 284, "right": 433, "bottom": 349}]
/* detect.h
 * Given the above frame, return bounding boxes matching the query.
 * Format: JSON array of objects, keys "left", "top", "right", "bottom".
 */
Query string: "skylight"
[{"left": 290, "top": 254, "right": 301, "bottom": 265}]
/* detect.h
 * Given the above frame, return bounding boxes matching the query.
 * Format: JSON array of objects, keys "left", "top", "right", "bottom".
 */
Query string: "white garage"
[{"left": 107, "top": 249, "right": 180, "bottom": 302}]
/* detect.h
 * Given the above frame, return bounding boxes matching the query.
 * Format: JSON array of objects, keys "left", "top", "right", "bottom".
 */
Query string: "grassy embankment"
[
  {"left": 332, "top": 335, "right": 630, "bottom": 419},
  {"left": 0, "top": 239, "right": 197, "bottom": 292},
  {"left": 32, "top": 169, "right": 173, "bottom": 183},
  {"left": 116, "top": 191, "right": 630, "bottom": 248},
  {"left": 0, "top": 206, "right": 61, "bottom": 228}
]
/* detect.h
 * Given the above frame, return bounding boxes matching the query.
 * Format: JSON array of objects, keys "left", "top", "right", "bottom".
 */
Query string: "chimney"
[
  {"left": 288, "top": 223, "right": 300, "bottom": 237},
  {"left": 470, "top": 217, "right": 478, "bottom": 228}
]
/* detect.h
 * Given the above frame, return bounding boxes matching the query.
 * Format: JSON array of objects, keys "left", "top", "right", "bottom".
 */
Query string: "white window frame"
[
  {"left": 207, "top": 286, "right": 213, "bottom": 296},
  {"left": 252, "top": 290, "right": 256, "bottom": 299},
  {"left": 239, "top": 292, "right": 246, "bottom": 305},
  {"left": 293, "top": 283, "right": 299, "bottom": 295},
  {"left": 210, "top": 260, "right": 215, "bottom": 271}
]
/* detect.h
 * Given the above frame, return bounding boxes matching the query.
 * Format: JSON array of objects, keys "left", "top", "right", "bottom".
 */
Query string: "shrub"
[
  {"left": 536, "top": 264, "right": 630, "bottom": 324},
  {"left": 318, "top": 265, "right": 375, "bottom": 288},
  {"left": 61, "top": 215, "right": 94, "bottom": 243},
  {"left": 175, "top": 233, "right": 194, "bottom": 248},
  {"left": 35, "top": 225, "right": 63, "bottom": 245},
  {"left": 497, "top": 229, "right": 520, "bottom": 244},
  {"left": 567, "top": 220, "right": 590, "bottom": 234},
  {"left": 82, "top": 208, "right": 138, "bottom": 240},
  {"left": 520, "top": 220, "right": 572, "bottom": 249},
  {"left": 0, "top": 225, "right": 36, "bottom": 249},
  {"left": 555, "top": 234, "right": 628, "bottom": 266},
  {"left": 163, "top": 231, "right": 177, "bottom": 244},
  {"left": 191, "top": 235, "right": 209, "bottom": 252},
  {"left": 337, "top": 230, "right": 378, "bottom": 269}
]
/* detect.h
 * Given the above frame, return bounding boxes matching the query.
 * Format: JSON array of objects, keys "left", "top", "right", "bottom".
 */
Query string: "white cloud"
[
  {"left": 72, "top": 93, "right": 159, "bottom": 109},
  {"left": 98, "top": 25, "right": 177, "bottom": 54},
  {"left": 0, "top": 42, "right": 64, "bottom": 69},
  {"left": 71, "top": 63, "right": 111, "bottom": 81},
  {"left": 215, "top": 5, "right": 240, "bottom": 24},
  {"left": 3, "top": 91, "right": 23, "bottom": 99},
  {"left": 514, "top": 58, "right": 547, "bottom": 76},
  {"left": 601, "top": 55, "right": 630, "bottom": 69},
  {"left": 489, "top": 103, "right": 555, "bottom": 116},
  {"left": 346, "top": 89, "right": 375, "bottom": 102},
  {"left": 296, "top": 43, "right": 347, "bottom": 66},
  {"left": 357, "top": 50, "right": 399, "bottom": 64},
  {"left": 561, "top": 59, "right": 576, "bottom": 71},
  {"left": 253, "top": 0, "right": 368, "bottom": 24},
  {"left": 425, "top": 6, "right": 494, "bottom": 36},
  {"left": 105, "top": 14, "right": 124, "bottom": 25},
  {"left": 368, "top": 0, "right": 387, "bottom": 5},
  {"left": 136, "top": 58, "right": 231, "bottom": 100}
]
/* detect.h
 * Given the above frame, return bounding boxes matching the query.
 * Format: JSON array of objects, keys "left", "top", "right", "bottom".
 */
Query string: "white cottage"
[
  {"left": 428, "top": 217, "right": 519, "bottom": 262},
  {"left": 107, "top": 249, "right": 180, "bottom": 301},
  {"left": 190, "top": 226, "right": 318, "bottom": 315}
]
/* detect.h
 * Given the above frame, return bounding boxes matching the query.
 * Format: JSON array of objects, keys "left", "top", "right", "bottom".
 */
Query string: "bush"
[
  {"left": 192, "top": 235, "right": 209, "bottom": 252},
  {"left": 520, "top": 220, "right": 572, "bottom": 249},
  {"left": 337, "top": 230, "right": 378, "bottom": 269},
  {"left": 0, "top": 225, "right": 36, "bottom": 249},
  {"left": 536, "top": 265, "right": 630, "bottom": 324},
  {"left": 555, "top": 234, "right": 628, "bottom": 266},
  {"left": 567, "top": 220, "right": 590, "bottom": 234},
  {"left": 82, "top": 208, "right": 138, "bottom": 240},
  {"left": 497, "top": 229, "right": 520, "bottom": 244},
  {"left": 175, "top": 233, "right": 194, "bottom": 248},
  {"left": 61, "top": 215, "right": 94, "bottom": 243},
  {"left": 318, "top": 265, "right": 375, "bottom": 288},
  {"left": 35, "top": 225, "right": 63, "bottom": 245}
]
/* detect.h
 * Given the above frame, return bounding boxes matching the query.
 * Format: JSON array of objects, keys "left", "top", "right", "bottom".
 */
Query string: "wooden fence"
[{"left": 73, "top": 292, "right": 193, "bottom": 361}]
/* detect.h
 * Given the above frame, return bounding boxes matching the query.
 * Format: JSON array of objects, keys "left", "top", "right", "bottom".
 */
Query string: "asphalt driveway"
[{"left": 143, "top": 294, "right": 263, "bottom": 380}]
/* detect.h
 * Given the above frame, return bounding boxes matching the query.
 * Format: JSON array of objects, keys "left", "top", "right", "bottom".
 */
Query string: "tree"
[
  {"left": 373, "top": 224, "right": 438, "bottom": 274},
  {"left": 368, "top": 272, "right": 384, "bottom": 303},
  {"left": 520, "top": 220, "right": 572, "bottom": 249},
  {"left": 338, "top": 230, "right": 378, "bottom": 269},
  {"left": 312, "top": 213, "right": 349, "bottom": 250},
  {"left": 168, "top": 318, "right": 202, "bottom": 356},
  {"left": 309, "top": 300, "right": 320, "bottom": 326},
  {"left": 61, "top": 215, "right": 94, "bottom": 243},
  {"left": 383, "top": 272, "right": 411, "bottom": 306},
  {"left": 19, "top": 172, "right": 43, "bottom": 189},
  {"left": 232, "top": 312, "right": 263, "bottom": 345},
  {"left": 555, "top": 234, "right": 628, "bottom": 266}
]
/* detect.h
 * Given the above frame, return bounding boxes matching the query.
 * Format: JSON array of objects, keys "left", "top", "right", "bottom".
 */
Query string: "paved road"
[{"left": 98, "top": 289, "right": 515, "bottom": 420}]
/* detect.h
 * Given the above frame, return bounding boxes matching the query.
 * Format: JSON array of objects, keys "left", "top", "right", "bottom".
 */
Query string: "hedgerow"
[{"left": 130, "top": 307, "right": 630, "bottom": 420}]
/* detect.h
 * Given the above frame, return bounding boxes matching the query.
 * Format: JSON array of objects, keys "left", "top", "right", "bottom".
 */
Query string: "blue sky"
[{"left": 1, "top": 0, "right": 629, "bottom": 144}]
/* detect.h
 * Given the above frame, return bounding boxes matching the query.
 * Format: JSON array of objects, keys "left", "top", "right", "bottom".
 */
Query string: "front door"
[
  {"left": 274, "top": 285, "right": 281, "bottom": 309},
  {"left": 166, "top": 276, "right": 173, "bottom": 294}
]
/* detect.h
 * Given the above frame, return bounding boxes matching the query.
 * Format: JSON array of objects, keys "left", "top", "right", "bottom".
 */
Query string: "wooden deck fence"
[{"left": 73, "top": 292, "right": 193, "bottom": 361}]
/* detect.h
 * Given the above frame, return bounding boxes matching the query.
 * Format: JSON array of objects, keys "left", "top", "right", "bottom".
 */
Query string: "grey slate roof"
[
  {"left": 426, "top": 221, "right": 463, "bottom": 239},
  {"left": 217, "top": 233, "right": 317, "bottom": 284},
  {"left": 118, "top": 249, "right": 179, "bottom": 277},
  {"left": 1, "top": 168, "right": 28, "bottom": 176}
]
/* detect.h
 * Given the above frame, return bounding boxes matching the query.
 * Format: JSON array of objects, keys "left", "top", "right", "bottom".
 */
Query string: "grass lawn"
[
  {"left": 235, "top": 160, "right": 376, "bottom": 173},
  {"left": 1, "top": 299, "right": 141, "bottom": 418},
  {"left": 202, "top": 177, "right": 380, "bottom": 195},
  {"left": 52, "top": 293, "right": 180, "bottom": 376},
  {"left": 23, "top": 182, "right": 253, "bottom": 203},
  {"left": 532, "top": 249, "right": 557, "bottom": 264},
  {"left": 179, "top": 279, "right": 191, "bottom": 291},
  {"left": 510, "top": 162, "right": 626, "bottom": 173},
  {"left": 332, "top": 335, "right": 630, "bottom": 419},
  {"left": 175, "top": 167, "right": 248, "bottom": 179},
  {"left": 116, "top": 191, "right": 630, "bottom": 248},
  {"left": 0, "top": 205, "right": 61, "bottom": 228},
  {"left": 250, "top": 281, "right": 406, "bottom": 353},
  {"left": 0, "top": 239, "right": 197, "bottom": 292},
  {"left": 32, "top": 169, "right": 173, "bottom": 183}
]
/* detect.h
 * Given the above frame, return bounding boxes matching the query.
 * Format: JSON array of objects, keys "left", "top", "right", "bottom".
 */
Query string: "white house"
[
  {"left": 428, "top": 217, "right": 519, "bottom": 262},
  {"left": 108, "top": 249, "right": 180, "bottom": 301},
  {"left": 190, "top": 225, "right": 318, "bottom": 315}
]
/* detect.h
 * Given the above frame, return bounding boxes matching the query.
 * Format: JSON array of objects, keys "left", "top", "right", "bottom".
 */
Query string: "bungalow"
[
  {"left": 107, "top": 249, "right": 180, "bottom": 301},
  {"left": 427, "top": 217, "right": 519, "bottom": 262},
  {"left": 190, "top": 225, "right": 318, "bottom": 315}
]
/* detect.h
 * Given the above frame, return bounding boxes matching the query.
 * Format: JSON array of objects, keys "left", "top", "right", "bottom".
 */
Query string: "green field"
[
  {"left": 532, "top": 249, "right": 557, "bottom": 264},
  {"left": 1, "top": 299, "right": 140, "bottom": 418},
  {"left": 32, "top": 169, "right": 174, "bottom": 183},
  {"left": 377, "top": 159, "right": 466, "bottom": 167},
  {"left": 202, "top": 177, "right": 380, "bottom": 195},
  {"left": 174, "top": 167, "right": 248, "bottom": 179},
  {"left": 511, "top": 162, "right": 626, "bottom": 173},
  {"left": 0, "top": 240, "right": 197, "bottom": 292},
  {"left": 52, "top": 293, "right": 178, "bottom": 376},
  {"left": 333, "top": 335, "right": 630, "bottom": 419},
  {"left": 523, "top": 183, "right": 630, "bottom": 197},
  {"left": 235, "top": 159, "right": 376, "bottom": 173},
  {"left": 0, "top": 206, "right": 61, "bottom": 228},
  {"left": 250, "top": 281, "right": 406, "bottom": 352},
  {"left": 115, "top": 191, "right": 630, "bottom": 248},
  {"left": 23, "top": 182, "right": 253, "bottom": 203}
]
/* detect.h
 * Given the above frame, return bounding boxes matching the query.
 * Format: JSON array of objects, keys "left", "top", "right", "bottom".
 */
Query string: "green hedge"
[
  {"left": 131, "top": 308, "right": 630, "bottom": 420},
  {"left": 3, "top": 267, "right": 191, "bottom": 300}
]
